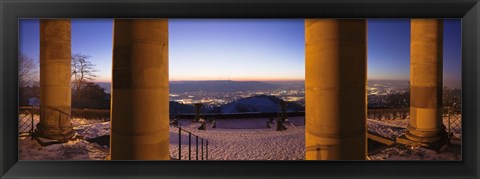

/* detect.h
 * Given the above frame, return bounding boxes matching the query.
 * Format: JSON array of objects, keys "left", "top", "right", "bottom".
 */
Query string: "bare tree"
[
  {"left": 18, "top": 53, "right": 38, "bottom": 87},
  {"left": 70, "top": 53, "right": 111, "bottom": 109},
  {"left": 71, "top": 53, "right": 98, "bottom": 93}
]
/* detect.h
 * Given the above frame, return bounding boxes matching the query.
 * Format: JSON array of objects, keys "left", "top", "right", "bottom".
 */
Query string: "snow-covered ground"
[
  {"left": 169, "top": 126, "right": 305, "bottom": 160},
  {"left": 19, "top": 117, "right": 110, "bottom": 160},
  {"left": 19, "top": 136, "right": 109, "bottom": 160},
  {"left": 369, "top": 144, "right": 461, "bottom": 160},
  {"left": 366, "top": 115, "right": 461, "bottom": 160},
  {"left": 18, "top": 114, "right": 108, "bottom": 135},
  {"left": 74, "top": 121, "right": 110, "bottom": 140},
  {"left": 367, "top": 119, "right": 407, "bottom": 140},
  {"left": 367, "top": 115, "right": 462, "bottom": 141},
  {"left": 19, "top": 115, "right": 461, "bottom": 160}
]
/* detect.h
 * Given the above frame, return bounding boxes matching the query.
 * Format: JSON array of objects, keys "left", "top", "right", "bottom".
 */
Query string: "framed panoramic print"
[{"left": 1, "top": 0, "right": 479, "bottom": 178}]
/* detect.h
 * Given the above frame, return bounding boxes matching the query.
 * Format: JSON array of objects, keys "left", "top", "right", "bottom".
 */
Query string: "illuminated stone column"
[
  {"left": 305, "top": 19, "right": 367, "bottom": 160},
  {"left": 36, "top": 19, "right": 74, "bottom": 142},
  {"left": 111, "top": 19, "right": 169, "bottom": 160},
  {"left": 406, "top": 19, "right": 447, "bottom": 145}
]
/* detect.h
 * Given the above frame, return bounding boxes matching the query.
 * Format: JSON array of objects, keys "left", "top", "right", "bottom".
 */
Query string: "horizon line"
[{"left": 93, "top": 78, "right": 418, "bottom": 83}]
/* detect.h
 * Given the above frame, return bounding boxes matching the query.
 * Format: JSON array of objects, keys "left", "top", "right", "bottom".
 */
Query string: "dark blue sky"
[
  {"left": 367, "top": 19, "right": 411, "bottom": 80},
  {"left": 19, "top": 19, "right": 461, "bottom": 87},
  {"left": 367, "top": 19, "right": 461, "bottom": 88}
]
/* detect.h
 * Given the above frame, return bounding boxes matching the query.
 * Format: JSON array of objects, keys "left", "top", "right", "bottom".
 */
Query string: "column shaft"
[
  {"left": 36, "top": 19, "right": 74, "bottom": 142},
  {"left": 110, "top": 19, "right": 169, "bottom": 160},
  {"left": 406, "top": 19, "right": 447, "bottom": 144},
  {"left": 305, "top": 19, "right": 367, "bottom": 160}
]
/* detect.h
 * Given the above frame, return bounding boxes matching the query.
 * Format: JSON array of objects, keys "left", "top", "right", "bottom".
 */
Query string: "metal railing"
[
  {"left": 368, "top": 107, "right": 462, "bottom": 141},
  {"left": 368, "top": 108, "right": 409, "bottom": 120},
  {"left": 18, "top": 106, "right": 36, "bottom": 139},
  {"left": 446, "top": 108, "right": 462, "bottom": 141},
  {"left": 18, "top": 106, "right": 109, "bottom": 139},
  {"left": 19, "top": 106, "right": 110, "bottom": 121},
  {"left": 175, "top": 126, "right": 209, "bottom": 160}
]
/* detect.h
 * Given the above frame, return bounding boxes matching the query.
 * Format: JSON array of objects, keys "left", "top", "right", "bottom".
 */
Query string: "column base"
[
  {"left": 405, "top": 125, "right": 448, "bottom": 142},
  {"left": 34, "top": 127, "right": 75, "bottom": 143},
  {"left": 33, "top": 132, "right": 79, "bottom": 146},
  {"left": 396, "top": 132, "right": 448, "bottom": 151}
]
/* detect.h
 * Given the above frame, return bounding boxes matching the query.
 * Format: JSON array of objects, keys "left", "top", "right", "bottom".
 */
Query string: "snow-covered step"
[
  {"left": 267, "top": 120, "right": 294, "bottom": 130},
  {"left": 205, "top": 122, "right": 216, "bottom": 129},
  {"left": 187, "top": 122, "right": 203, "bottom": 129},
  {"left": 283, "top": 121, "right": 296, "bottom": 129},
  {"left": 367, "top": 132, "right": 395, "bottom": 145}
]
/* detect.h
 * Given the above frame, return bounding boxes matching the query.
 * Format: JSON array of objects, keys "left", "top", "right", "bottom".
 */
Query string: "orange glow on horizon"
[{"left": 169, "top": 76, "right": 305, "bottom": 82}]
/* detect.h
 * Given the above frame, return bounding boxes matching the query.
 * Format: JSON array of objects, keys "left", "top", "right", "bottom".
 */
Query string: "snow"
[
  {"left": 366, "top": 115, "right": 462, "bottom": 141},
  {"left": 368, "top": 144, "right": 461, "bottom": 160},
  {"left": 19, "top": 137, "right": 109, "bottom": 160},
  {"left": 366, "top": 115, "right": 461, "bottom": 160},
  {"left": 367, "top": 118, "right": 407, "bottom": 139},
  {"left": 169, "top": 126, "right": 305, "bottom": 160},
  {"left": 74, "top": 122, "right": 110, "bottom": 140},
  {"left": 18, "top": 114, "right": 110, "bottom": 140},
  {"left": 19, "top": 117, "right": 110, "bottom": 160},
  {"left": 287, "top": 117, "right": 305, "bottom": 126},
  {"left": 72, "top": 117, "right": 108, "bottom": 126}
]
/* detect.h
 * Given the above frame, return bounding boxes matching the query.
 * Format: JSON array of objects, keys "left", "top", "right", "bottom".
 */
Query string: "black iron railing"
[{"left": 176, "top": 126, "right": 209, "bottom": 160}]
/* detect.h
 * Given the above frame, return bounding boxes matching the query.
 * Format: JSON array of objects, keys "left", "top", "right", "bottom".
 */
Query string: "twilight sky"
[{"left": 19, "top": 19, "right": 462, "bottom": 87}]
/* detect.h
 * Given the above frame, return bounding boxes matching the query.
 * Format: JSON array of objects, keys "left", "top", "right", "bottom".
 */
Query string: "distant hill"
[
  {"left": 95, "top": 82, "right": 111, "bottom": 93},
  {"left": 219, "top": 95, "right": 304, "bottom": 113},
  {"left": 264, "top": 80, "right": 305, "bottom": 90},
  {"left": 170, "top": 101, "right": 195, "bottom": 115},
  {"left": 170, "top": 80, "right": 279, "bottom": 93}
]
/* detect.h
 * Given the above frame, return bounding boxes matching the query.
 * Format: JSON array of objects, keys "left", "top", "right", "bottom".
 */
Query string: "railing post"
[
  {"left": 201, "top": 138, "right": 204, "bottom": 160},
  {"left": 196, "top": 135, "right": 199, "bottom": 160},
  {"left": 31, "top": 106, "right": 34, "bottom": 140},
  {"left": 178, "top": 127, "right": 181, "bottom": 160},
  {"left": 188, "top": 132, "right": 191, "bottom": 160},
  {"left": 448, "top": 108, "right": 452, "bottom": 142}
]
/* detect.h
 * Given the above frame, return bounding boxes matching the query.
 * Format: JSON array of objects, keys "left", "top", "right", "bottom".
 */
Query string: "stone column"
[
  {"left": 110, "top": 19, "right": 169, "bottom": 160},
  {"left": 406, "top": 19, "right": 447, "bottom": 145},
  {"left": 305, "top": 19, "right": 367, "bottom": 160},
  {"left": 36, "top": 19, "right": 74, "bottom": 142}
]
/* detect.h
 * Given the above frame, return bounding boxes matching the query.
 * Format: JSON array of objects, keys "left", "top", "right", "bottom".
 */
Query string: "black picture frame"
[{"left": 1, "top": 0, "right": 479, "bottom": 178}]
